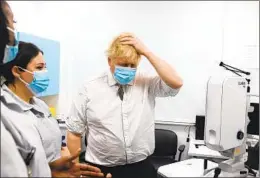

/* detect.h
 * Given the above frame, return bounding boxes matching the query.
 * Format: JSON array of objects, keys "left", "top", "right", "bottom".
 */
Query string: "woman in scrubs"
[
  {"left": 1, "top": 42, "right": 109, "bottom": 178},
  {"left": 0, "top": 1, "right": 111, "bottom": 177},
  {"left": 1, "top": 1, "right": 47, "bottom": 177}
]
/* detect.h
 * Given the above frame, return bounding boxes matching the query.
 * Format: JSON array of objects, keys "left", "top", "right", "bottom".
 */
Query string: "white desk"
[
  {"left": 188, "top": 139, "right": 228, "bottom": 160},
  {"left": 158, "top": 158, "right": 218, "bottom": 177},
  {"left": 158, "top": 158, "right": 259, "bottom": 177}
]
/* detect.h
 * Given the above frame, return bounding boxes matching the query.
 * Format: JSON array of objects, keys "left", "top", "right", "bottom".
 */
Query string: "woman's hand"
[
  {"left": 52, "top": 170, "right": 112, "bottom": 178},
  {"left": 66, "top": 162, "right": 105, "bottom": 178},
  {"left": 50, "top": 148, "right": 107, "bottom": 177},
  {"left": 61, "top": 146, "right": 71, "bottom": 157}
]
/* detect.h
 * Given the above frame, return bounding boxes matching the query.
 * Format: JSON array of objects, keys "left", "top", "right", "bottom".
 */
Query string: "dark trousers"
[{"left": 84, "top": 157, "right": 157, "bottom": 178}]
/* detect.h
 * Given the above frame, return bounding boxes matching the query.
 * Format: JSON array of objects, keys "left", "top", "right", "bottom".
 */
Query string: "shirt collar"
[
  {"left": 1, "top": 84, "right": 33, "bottom": 111},
  {"left": 107, "top": 70, "right": 117, "bottom": 87},
  {"left": 107, "top": 70, "right": 134, "bottom": 87}
]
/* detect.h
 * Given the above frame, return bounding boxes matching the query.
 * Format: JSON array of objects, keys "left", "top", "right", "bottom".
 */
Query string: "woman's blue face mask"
[
  {"left": 113, "top": 65, "right": 137, "bottom": 85},
  {"left": 18, "top": 67, "right": 50, "bottom": 95},
  {"left": 3, "top": 27, "right": 20, "bottom": 64}
]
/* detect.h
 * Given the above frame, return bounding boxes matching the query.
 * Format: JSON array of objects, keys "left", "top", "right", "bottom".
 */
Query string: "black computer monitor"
[
  {"left": 195, "top": 115, "right": 205, "bottom": 140},
  {"left": 247, "top": 103, "right": 259, "bottom": 135}
]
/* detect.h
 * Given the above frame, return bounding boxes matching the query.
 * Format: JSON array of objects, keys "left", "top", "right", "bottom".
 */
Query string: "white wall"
[
  {"left": 9, "top": 1, "right": 259, "bottom": 120},
  {"left": 8, "top": 1, "right": 259, "bottom": 157}
]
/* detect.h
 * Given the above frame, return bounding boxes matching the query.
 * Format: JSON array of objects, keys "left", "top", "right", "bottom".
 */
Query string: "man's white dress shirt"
[{"left": 66, "top": 70, "right": 179, "bottom": 166}]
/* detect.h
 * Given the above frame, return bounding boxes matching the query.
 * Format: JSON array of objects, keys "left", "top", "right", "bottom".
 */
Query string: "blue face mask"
[
  {"left": 3, "top": 27, "right": 20, "bottom": 64},
  {"left": 114, "top": 65, "right": 137, "bottom": 85},
  {"left": 18, "top": 67, "right": 50, "bottom": 95}
]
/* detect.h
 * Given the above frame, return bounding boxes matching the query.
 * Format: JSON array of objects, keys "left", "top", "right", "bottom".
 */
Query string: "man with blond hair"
[{"left": 66, "top": 33, "right": 183, "bottom": 178}]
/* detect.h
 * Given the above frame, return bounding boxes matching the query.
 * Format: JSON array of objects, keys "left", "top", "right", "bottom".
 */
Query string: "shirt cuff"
[{"left": 65, "top": 117, "right": 85, "bottom": 135}]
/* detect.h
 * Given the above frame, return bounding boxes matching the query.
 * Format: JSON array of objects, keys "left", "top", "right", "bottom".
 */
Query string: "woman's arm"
[{"left": 50, "top": 146, "right": 71, "bottom": 170}]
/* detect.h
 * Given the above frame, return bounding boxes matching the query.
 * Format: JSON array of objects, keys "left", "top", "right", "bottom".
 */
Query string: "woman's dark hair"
[
  {"left": 0, "top": 41, "right": 43, "bottom": 85},
  {"left": 0, "top": 0, "right": 10, "bottom": 61}
]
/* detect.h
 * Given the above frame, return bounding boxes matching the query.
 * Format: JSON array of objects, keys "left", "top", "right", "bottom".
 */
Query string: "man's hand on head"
[
  {"left": 118, "top": 33, "right": 183, "bottom": 90},
  {"left": 119, "top": 33, "right": 150, "bottom": 57}
]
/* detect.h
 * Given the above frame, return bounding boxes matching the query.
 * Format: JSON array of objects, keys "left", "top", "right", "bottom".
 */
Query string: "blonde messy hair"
[{"left": 106, "top": 33, "right": 141, "bottom": 64}]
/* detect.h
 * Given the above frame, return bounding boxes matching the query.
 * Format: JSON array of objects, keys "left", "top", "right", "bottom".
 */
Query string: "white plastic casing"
[{"left": 205, "top": 76, "right": 248, "bottom": 151}]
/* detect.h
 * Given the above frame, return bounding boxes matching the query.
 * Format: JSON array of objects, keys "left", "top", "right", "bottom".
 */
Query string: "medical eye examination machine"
[
  {"left": 157, "top": 61, "right": 258, "bottom": 178},
  {"left": 203, "top": 62, "right": 258, "bottom": 177}
]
